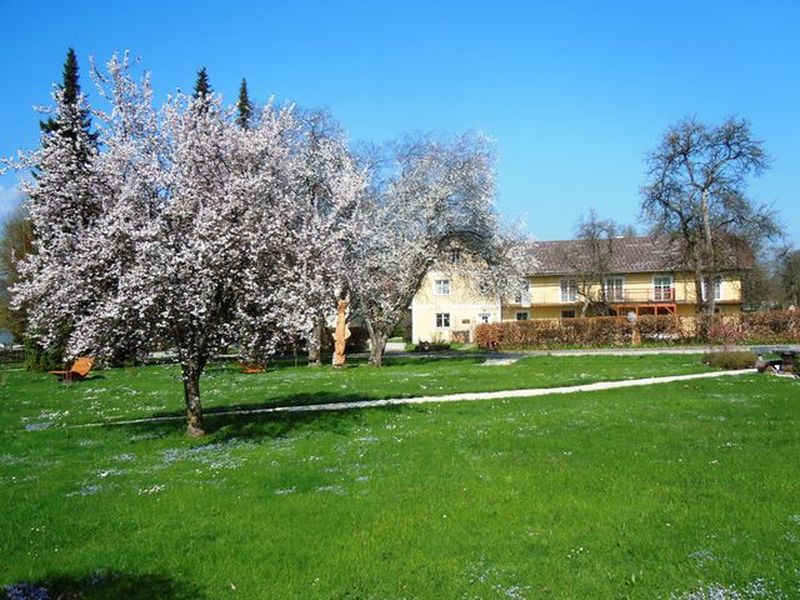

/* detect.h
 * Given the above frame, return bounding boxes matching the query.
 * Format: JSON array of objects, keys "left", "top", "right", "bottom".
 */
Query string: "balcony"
[{"left": 606, "top": 288, "right": 675, "bottom": 303}]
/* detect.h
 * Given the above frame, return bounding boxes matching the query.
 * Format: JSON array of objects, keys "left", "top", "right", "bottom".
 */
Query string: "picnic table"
[{"left": 753, "top": 345, "right": 799, "bottom": 374}]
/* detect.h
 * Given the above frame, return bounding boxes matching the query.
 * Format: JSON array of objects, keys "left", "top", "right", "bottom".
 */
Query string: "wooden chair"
[{"left": 49, "top": 357, "right": 95, "bottom": 383}]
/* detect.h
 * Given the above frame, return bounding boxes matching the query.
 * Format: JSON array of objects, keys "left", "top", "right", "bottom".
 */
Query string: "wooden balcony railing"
[{"left": 606, "top": 288, "right": 675, "bottom": 303}]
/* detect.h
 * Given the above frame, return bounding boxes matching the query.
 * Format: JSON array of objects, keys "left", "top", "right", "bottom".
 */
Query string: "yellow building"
[{"left": 411, "top": 236, "right": 749, "bottom": 343}]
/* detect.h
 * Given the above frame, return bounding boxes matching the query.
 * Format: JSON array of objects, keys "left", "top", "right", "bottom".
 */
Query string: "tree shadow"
[
  {"left": 203, "top": 353, "right": 486, "bottom": 374},
  {"left": 119, "top": 391, "right": 421, "bottom": 445},
  {"left": 3, "top": 569, "right": 205, "bottom": 599}
]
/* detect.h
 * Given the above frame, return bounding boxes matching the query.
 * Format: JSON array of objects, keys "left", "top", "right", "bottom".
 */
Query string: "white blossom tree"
[
  {"left": 348, "top": 134, "right": 515, "bottom": 366},
  {"left": 10, "top": 55, "right": 313, "bottom": 436},
  {"left": 285, "top": 110, "right": 365, "bottom": 366},
  {"left": 3, "top": 58, "right": 101, "bottom": 367}
]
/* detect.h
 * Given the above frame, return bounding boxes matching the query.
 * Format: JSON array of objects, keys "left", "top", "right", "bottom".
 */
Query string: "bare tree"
[
  {"left": 777, "top": 247, "right": 800, "bottom": 308},
  {"left": 0, "top": 205, "right": 34, "bottom": 342},
  {"left": 566, "top": 209, "right": 619, "bottom": 316},
  {"left": 641, "top": 116, "right": 781, "bottom": 315}
]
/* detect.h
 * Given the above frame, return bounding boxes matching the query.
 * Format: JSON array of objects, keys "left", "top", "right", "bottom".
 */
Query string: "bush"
[
  {"left": 702, "top": 350, "right": 757, "bottom": 370},
  {"left": 475, "top": 310, "right": 800, "bottom": 351},
  {"left": 637, "top": 315, "right": 686, "bottom": 343},
  {"left": 740, "top": 310, "right": 800, "bottom": 344},
  {"left": 475, "top": 317, "right": 632, "bottom": 350},
  {"left": 415, "top": 340, "right": 451, "bottom": 352}
]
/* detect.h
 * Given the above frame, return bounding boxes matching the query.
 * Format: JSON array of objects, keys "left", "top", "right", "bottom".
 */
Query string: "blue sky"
[{"left": 1, "top": 0, "right": 797, "bottom": 244}]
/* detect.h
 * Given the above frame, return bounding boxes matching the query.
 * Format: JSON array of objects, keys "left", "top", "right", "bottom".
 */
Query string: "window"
[
  {"left": 701, "top": 276, "right": 722, "bottom": 301},
  {"left": 450, "top": 248, "right": 462, "bottom": 264},
  {"left": 561, "top": 309, "right": 576, "bottom": 319},
  {"left": 603, "top": 277, "right": 625, "bottom": 302},
  {"left": 653, "top": 275, "right": 674, "bottom": 301},
  {"left": 478, "top": 313, "right": 491, "bottom": 324},
  {"left": 560, "top": 279, "right": 577, "bottom": 302},
  {"left": 435, "top": 313, "right": 450, "bottom": 328},
  {"left": 434, "top": 279, "right": 451, "bottom": 295},
  {"left": 515, "top": 312, "right": 529, "bottom": 321}
]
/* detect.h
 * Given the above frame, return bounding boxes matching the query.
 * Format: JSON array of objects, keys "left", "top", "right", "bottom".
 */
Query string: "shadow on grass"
[
  {"left": 119, "top": 391, "right": 421, "bottom": 445},
  {"left": 3, "top": 569, "right": 205, "bottom": 599},
  {"left": 204, "top": 354, "right": 485, "bottom": 374}
]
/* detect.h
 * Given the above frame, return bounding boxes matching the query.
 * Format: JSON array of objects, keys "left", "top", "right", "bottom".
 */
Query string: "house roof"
[{"left": 519, "top": 235, "right": 752, "bottom": 276}]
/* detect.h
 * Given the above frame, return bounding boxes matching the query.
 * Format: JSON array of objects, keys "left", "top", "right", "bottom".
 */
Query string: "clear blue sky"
[{"left": 1, "top": 0, "right": 797, "bottom": 245}]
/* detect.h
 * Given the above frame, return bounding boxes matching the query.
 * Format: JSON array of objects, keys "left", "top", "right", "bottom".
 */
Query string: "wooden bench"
[
  {"left": 49, "top": 356, "right": 95, "bottom": 383},
  {"left": 754, "top": 346, "right": 799, "bottom": 375},
  {"left": 238, "top": 361, "right": 265, "bottom": 374}
]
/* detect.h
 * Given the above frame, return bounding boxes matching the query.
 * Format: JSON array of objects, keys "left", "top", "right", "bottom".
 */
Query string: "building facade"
[{"left": 411, "top": 236, "right": 749, "bottom": 343}]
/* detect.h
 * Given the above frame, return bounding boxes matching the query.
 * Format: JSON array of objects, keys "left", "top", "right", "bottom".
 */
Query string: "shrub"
[
  {"left": 414, "top": 340, "right": 451, "bottom": 352},
  {"left": 702, "top": 350, "right": 757, "bottom": 370},
  {"left": 475, "top": 317, "right": 632, "bottom": 350},
  {"left": 637, "top": 315, "right": 685, "bottom": 344},
  {"left": 475, "top": 310, "right": 800, "bottom": 351},
  {"left": 706, "top": 316, "right": 745, "bottom": 348},
  {"left": 740, "top": 310, "right": 800, "bottom": 344}
]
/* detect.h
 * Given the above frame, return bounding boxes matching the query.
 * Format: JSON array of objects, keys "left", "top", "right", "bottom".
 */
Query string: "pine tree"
[
  {"left": 236, "top": 78, "right": 252, "bottom": 130},
  {"left": 193, "top": 67, "right": 211, "bottom": 100},
  {"left": 39, "top": 48, "right": 97, "bottom": 151},
  {"left": 15, "top": 49, "right": 100, "bottom": 369}
]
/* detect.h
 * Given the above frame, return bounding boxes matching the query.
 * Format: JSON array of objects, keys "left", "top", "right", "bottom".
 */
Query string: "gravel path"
[{"left": 75, "top": 368, "right": 756, "bottom": 429}]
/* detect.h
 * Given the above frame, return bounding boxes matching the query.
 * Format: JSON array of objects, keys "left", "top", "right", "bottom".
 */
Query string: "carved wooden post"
[{"left": 332, "top": 299, "right": 351, "bottom": 367}]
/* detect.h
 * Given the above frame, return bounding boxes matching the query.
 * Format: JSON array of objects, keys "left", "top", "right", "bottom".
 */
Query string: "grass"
[
  {"left": 1, "top": 355, "right": 798, "bottom": 598},
  {"left": 1, "top": 354, "right": 716, "bottom": 428}
]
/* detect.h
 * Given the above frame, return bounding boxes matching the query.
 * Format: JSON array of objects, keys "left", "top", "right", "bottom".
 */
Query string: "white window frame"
[
  {"left": 435, "top": 313, "right": 451, "bottom": 328},
  {"left": 478, "top": 312, "right": 491, "bottom": 324},
  {"left": 652, "top": 275, "right": 674, "bottom": 301},
  {"left": 433, "top": 279, "right": 451, "bottom": 296},
  {"left": 515, "top": 311, "right": 529, "bottom": 321},
  {"left": 701, "top": 276, "right": 722, "bottom": 301},
  {"left": 603, "top": 276, "right": 625, "bottom": 302},
  {"left": 560, "top": 279, "right": 578, "bottom": 303}
]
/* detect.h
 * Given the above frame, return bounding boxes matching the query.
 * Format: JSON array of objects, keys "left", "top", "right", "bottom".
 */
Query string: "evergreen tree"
[
  {"left": 39, "top": 48, "right": 97, "bottom": 151},
  {"left": 193, "top": 67, "right": 212, "bottom": 100},
  {"left": 236, "top": 78, "right": 252, "bottom": 130},
  {"left": 15, "top": 49, "right": 100, "bottom": 369}
]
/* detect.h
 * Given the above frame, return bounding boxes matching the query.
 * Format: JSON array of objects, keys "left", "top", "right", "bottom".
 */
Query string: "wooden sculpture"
[{"left": 332, "top": 299, "right": 351, "bottom": 367}]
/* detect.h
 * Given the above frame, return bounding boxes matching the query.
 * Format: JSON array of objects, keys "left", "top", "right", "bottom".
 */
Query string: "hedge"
[{"left": 475, "top": 310, "right": 800, "bottom": 351}]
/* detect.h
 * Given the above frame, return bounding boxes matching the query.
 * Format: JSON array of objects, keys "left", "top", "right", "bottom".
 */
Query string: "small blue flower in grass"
[
  {"left": 3, "top": 582, "right": 50, "bottom": 600},
  {"left": 24, "top": 422, "right": 52, "bottom": 432}
]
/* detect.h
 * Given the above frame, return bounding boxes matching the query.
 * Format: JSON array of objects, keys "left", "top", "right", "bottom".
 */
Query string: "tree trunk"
[
  {"left": 364, "top": 318, "right": 388, "bottom": 367},
  {"left": 181, "top": 361, "right": 205, "bottom": 437},
  {"left": 307, "top": 313, "right": 323, "bottom": 367}
]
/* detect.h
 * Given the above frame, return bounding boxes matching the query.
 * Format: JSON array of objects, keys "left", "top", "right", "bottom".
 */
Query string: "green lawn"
[
  {"left": 1, "top": 356, "right": 798, "bottom": 598},
  {"left": 1, "top": 354, "right": 716, "bottom": 428}
]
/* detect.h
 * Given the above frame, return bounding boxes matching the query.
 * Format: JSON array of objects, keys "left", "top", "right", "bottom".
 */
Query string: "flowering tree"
[
  {"left": 10, "top": 55, "right": 311, "bottom": 436},
  {"left": 3, "top": 52, "right": 101, "bottom": 369},
  {"left": 349, "top": 133, "right": 514, "bottom": 366},
  {"left": 287, "top": 110, "right": 365, "bottom": 365},
  {"left": 6, "top": 51, "right": 519, "bottom": 433}
]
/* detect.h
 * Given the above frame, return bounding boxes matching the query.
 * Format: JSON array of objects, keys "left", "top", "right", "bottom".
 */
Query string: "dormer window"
[
  {"left": 450, "top": 248, "right": 462, "bottom": 264},
  {"left": 434, "top": 279, "right": 451, "bottom": 295}
]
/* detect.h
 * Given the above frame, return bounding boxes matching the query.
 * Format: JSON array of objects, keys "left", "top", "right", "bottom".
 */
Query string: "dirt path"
[{"left": 74, "top": 369, "right": 757, "bottom": 429}]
